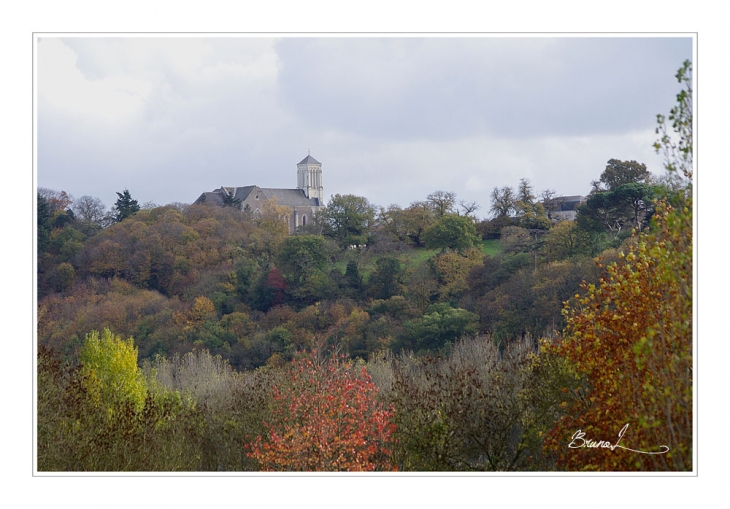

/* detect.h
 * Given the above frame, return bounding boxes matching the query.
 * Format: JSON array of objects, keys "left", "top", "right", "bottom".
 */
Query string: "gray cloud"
[
  {"left": 37, "top": 36, "right": 692, "bottom": 218},
  {"left": 275, "top": 37, "right": 691, "bottom": 140}
]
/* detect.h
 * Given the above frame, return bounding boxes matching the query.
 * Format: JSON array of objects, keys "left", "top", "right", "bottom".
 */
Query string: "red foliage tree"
[
  {"left": 264, "top": 267, "right": 286, "bottom": 307},
  {"left": 248, "top": 354, "right": 397, "bottom": 471}
]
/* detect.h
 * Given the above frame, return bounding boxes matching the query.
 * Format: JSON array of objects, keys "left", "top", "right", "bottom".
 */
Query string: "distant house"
[
  {"left": 549, "top": 195, "right": 585, "bottom": 221},
  {"left": 194, "top": 155, "right": 325, "bottom": 233}
]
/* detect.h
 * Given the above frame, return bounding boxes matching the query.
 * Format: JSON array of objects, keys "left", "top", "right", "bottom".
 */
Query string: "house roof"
[
  {"left": 298, "top": 155, "right": 321, "bottom": 165},
  {"left": 554, "top": 195, "right": 585, "bottom": 211},
  {"left": 556, "top": 195, "right": 584, "bottom": 202}
]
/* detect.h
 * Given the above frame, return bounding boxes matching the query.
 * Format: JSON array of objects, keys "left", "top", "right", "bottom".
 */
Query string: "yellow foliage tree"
[{"left": 79, "top": 328, "right": 147, "bottom": 417}]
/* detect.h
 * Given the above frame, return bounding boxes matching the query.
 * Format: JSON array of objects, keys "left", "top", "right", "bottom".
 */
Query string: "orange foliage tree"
[
  {"left": 248, "top": 353, "right": 397, "bottom": 471},
  {"left": 542, "top": 61, "right": 693, "bottom": 471},
  {"left": 542, "top": 199, "right": 692, "bottom": 470}
]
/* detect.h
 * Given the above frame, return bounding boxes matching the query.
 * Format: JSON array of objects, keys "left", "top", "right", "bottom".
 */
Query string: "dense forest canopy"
[{"left": 37, "top": 61, "right": 693, "bottom": 472}]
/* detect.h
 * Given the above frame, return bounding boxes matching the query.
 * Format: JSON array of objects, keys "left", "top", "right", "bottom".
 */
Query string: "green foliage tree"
[
  {"left": 276, "top": 235, "right": 335, "bottom": 305},
  {"left": 37, "top": 193, "right": 52, "bottom": 252},
  {"left": 654, "top": 59, "right": 693, "bottom": 181},
  {"left": 477, "top": 214, "right": 518, "bottom": 240},
  {"left": 322, "top": 194, "right": 375, "bottom": 248},
  {"left": 344, "top": 260, "right": 363, "bottom": 291},
  {"left": 398, "top": 303, "right": 479, "bottom": 353},
  {"left": 423, "top": 213, "right": 479, "bottom": 252},
  {"left": 367, "top": 257, "right": 406, "bottom": 300},
  {"left": 221, "top": 190, "right": 243, "bottom": 210},
  {"left": 594, "top": 159, "right": 651, "bottom": 192},
  {"left": 509, "top": 179, "right": 550, "bottom": 230}
]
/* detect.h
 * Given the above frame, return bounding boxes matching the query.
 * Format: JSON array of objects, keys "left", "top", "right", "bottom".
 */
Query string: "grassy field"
[
  {"left": 335, "top": 239, "right": 501, "bottom": 277},
  {"left": 401, "top": 239, "right": 501, "bottom": 263}
]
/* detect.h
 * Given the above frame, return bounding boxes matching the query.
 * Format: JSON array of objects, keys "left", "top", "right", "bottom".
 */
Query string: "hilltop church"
[{"left": 194, "top": 154, "right": 325, "bottom": 233}]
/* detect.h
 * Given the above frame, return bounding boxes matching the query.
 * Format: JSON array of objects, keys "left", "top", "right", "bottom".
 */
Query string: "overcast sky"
[{"left": 36, "top": 35, "right": 692, "bottom": 218}]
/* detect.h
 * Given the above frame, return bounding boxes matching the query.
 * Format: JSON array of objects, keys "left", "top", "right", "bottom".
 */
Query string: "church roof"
[
  {"left": 298, "top": 155, "right": 321, "bottom": 165},
  {"left": 260, "top": 188, "right": 321, "bottom": 207},
  {"left": 196, "top": 186, "right": 322, "bottom": 208}
]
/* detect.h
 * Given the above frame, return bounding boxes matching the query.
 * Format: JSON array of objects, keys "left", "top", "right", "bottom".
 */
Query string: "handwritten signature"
[{"left": 568, "top": 423, "right": 669, "bottom": 455}]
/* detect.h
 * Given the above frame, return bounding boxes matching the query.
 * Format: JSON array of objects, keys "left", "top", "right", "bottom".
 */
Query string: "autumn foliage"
[
  {"left": 247, "top": 353, "right": 397, "bottom": 471},
  {"left": 542, "top": 198, "right": 692, "bottom": 470},
  {"left": 540, "top": 60, "right": 693, "bottom": 471}
]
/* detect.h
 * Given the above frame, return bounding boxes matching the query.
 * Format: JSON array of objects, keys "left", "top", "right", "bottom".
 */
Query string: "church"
[{"left": 194, "top": 154, "right": 325, "bottom": 233}]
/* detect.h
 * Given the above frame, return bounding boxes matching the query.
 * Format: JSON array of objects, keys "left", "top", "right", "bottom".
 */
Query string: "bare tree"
[
  {"left": 459, "top": 200, "right": 480, "bottom": 218},
  {"left": 540, "top": 189, "right": 558, "bottom": 219},
  {"left": 73, "top": 195, "right": 107, "bottom": 224}
]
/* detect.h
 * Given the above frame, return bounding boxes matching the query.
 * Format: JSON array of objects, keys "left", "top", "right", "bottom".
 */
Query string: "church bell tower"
[{"left": 297, "top": 153, "right": 323, "bottom": 201}]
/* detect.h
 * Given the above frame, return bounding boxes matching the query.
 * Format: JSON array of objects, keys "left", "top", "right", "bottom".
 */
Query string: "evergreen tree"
[{"left": 114, "top": 189, "right": 140, "bottom": 223}]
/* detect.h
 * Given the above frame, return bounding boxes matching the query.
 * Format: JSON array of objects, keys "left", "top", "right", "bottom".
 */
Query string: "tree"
[
  {"left": 423, "top": 213, "right": 480, "bottom": 252},
  {"left": 378, "top": 202, "right": 439, "bottom": 247},
  {"left": 344, "top": 260, "right": 363, "bottom": 292},
  {"left": 367, "top": 257, "right": 406, "bottom": 300},
  {"left": 73, "top": 195, "right": 108, "bottom": 233},
  {"left": 38, "top": 188, "right": 73, "bottom": 215},
  {"left": 426, "top": 190, "right": 456, "bottom": 217},
  {"left": 79, "top": 328, "right": 147, "bottom": 416},
  {"left": 37, "top": 192, "right": 52, "bottom": 252},
  {"left": 513, "top": 179, "right": 551, "bottom": 230},
  {"left": 578, "top": 180, "right": 655, "bottom": 237},
  {"left": 654, "top": 59, "right": 692, "bottom": 181},
  {"left": 612, "top": 182, "right": 655, "bottom": 228},
  {"left": 222, "top": 190, "right": 242, "bottom": 210},
  {"left": 458, "top": 200, "right": 480, "bottom": 218},
  {"left": 322, "top": 194, "right": 376, "bottom": 248},
  {"left": 500, "top": 226, "right": 533, "bottom": 255},
  {"left": 596, "top": 159, "right": 651, "bottom": 192},
  {"left": 540, "top": 189, "right": 559, "bottom": 220},
  {"left": 543, "top": 61, "right": 693, "bottom": 471},
  {"left": 113, "top": 189, "right": 140, "bottom": 223},
  {"left": 248, "top": 354, "right": 397, "bottom": 471},
  {"left": 428, "top": 247, "right": 483, "bottom": 301},
  {"left": 371, "top": 336, "right": 535, "bottom": 471},
  {"left": 490, "top": 186, "right": 516, "bottom": 217},
  {"left": 73, "top": 195, "right": 106, "bottom": 224},
  {"left": 545, "top": 220, "right": 588, "bottom": 260},
  {"left": 398, "top": 303, "right": 479, "bottom": 354},
  {"left": 544, "top": 200, "right": 692, "bottom": 470},
  {"left": 255, "top": 198, "right": 290, "bottom": 238},
  {"left": 276, "top": 235, "right": 335, "bottom": 305},
  {"left": 38, "top": 337, "right": 205, "bottom": 471}
]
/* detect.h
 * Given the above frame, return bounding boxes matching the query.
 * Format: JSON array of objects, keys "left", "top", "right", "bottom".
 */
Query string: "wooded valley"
[{"left": 36, "top": 61, "right": 693, "bottom": 472}]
